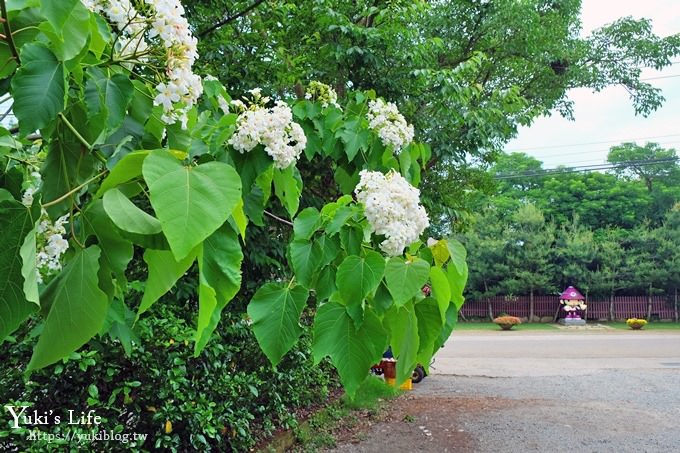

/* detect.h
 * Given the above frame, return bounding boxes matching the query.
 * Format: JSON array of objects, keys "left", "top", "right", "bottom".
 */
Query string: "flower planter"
[
  {"left": 626, "top": 318, "right": 647, "bottom": 330},
  {"left": 493, "top": 316, "right": 521, "bottom": 330}
]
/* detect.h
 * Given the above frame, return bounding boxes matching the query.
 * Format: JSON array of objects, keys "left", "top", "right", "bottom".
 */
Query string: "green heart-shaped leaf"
[
  {"left": 11, "top": 43, "right": 66, "bottom": 136},
  {"left": 336, "top": 251, "right": 386, "bottom": 320},
  {"left": 384, "top": 257, "right": 430, "bottom": 307},
  {"left": 248, "top": 283, "right": 309, "bottom": 366},
  {"left": 28, "top": 246, "right": 108, "bottom": 371},
  {"left": 312, "top": 302, "right": 386, "bottom": 398},
  {"left": 143, "top": 151, "right": 242, "bottom": 261}
]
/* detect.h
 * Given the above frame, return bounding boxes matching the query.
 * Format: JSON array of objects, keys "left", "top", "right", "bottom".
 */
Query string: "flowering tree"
[{"left": 0, "top": 0, "right": 467, "bottom": 396}]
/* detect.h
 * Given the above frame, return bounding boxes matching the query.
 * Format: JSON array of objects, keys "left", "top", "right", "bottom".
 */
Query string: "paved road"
[
  {"left": 333, "top": 330, "right": 680, "bottom": 452},
  {"left": 433, "top": 330, "right": 680, "bottom": 376}
]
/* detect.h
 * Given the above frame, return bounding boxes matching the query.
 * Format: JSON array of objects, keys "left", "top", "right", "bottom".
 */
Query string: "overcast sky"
[{"left": 506, "top": 0, "right": 680, "bottom": 169}]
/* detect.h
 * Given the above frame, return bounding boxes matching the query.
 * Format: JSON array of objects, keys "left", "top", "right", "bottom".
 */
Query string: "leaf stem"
[
  {"left": 58, "top": 113, "right": 92, "bottom": 150},
  {"left": 58, "top": 113, "right": 107, "bottom": 164},
  {"left": 5, "top": 154, "right": 34, "bottom": 165},
  {"left": 0, "top": 0, "right": 20, "bottom": 65},
  {"left": 69, "top": 204, "right": 85, "bottom": 249},
  {"left": 42, "top": 170, "right": 107, "bottom": 208}
]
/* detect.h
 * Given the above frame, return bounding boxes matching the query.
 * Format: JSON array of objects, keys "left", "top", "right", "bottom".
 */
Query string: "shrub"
[{"left": 0, "top": 298, "right": 335, "bottom": 452}]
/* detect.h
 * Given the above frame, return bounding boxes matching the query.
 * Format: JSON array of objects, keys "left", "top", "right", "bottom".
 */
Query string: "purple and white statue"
[{"left": 559, "top": 286, "right": 587, "bottom": 326}]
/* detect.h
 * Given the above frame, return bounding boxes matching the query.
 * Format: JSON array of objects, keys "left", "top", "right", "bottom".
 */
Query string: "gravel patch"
[{"left": 414, "top": 370, "right": 680, "bottom": 452}]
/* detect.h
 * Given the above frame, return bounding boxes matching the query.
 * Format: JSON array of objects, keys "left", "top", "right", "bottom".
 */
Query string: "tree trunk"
[
  {"left": 584, "top": 289, "right": 588, "bottom": 322},
  {"left": 484, "top": 281, "right": 493, "bottom": 320},
  {"left": 529, "top": 289, "right": 534, "bottom": 323},
  {"left": 552, "top": 303, "right": 561, "bottom": 323},
  {"left": 609, "top": 289, "right": 615, "bottom": 322},
  {"left": 646, "top": 284, "right": 653, "bottom": 321},
  {"left": 674, "top": 287, "right": 678, "bottom": 323}
]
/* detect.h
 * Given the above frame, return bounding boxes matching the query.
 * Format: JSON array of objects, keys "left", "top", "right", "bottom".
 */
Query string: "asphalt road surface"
[
  {"left": 332, "top": 329, "right": 680, "bottom": 452},
  {"left": 433, "top": 329, "right": 680, "bottom": 377}
]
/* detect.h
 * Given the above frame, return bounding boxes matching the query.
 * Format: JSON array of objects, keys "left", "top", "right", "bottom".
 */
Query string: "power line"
[
  {"left": 506, "top": 134, "right": 680, "bottom": 152},
  {"left": 494, "top": 157, "right": 679, "bottom": 180},
  {"left": 529, "top": 140, "right": 680, "bottom": 159},
  {"left": 641, "top": 74, "right": 680, "bottom": 81}
]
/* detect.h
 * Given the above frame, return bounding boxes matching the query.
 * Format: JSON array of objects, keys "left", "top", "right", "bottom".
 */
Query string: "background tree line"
[{"left": 460, "top": 142, "right": 680, "bottom": 318}]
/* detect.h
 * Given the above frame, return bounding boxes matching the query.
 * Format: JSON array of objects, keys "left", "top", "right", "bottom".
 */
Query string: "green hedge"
[{"left": 1, "top": 297, "right": 335, "bottom": 452}]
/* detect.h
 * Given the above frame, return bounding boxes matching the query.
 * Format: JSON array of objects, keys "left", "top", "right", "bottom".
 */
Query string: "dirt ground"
[{"left": 327, "top": 392, "right": 490, "bottom": 452}]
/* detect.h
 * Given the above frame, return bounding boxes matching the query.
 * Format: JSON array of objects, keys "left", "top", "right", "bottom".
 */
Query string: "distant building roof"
[{"left": 560, "top": 286, "right": 585, "bottom": 300}]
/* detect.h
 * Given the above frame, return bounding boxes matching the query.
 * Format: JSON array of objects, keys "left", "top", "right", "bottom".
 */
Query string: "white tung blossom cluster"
[
  {"left": 366, "top": 98, "right": 414, "bottom": 152},
  {"left": 305, "top": 81, "right": 340, "bottom": 109},
  {"left": 229, "top": 89, "right": 307, "bottom": 169},
  {"left": 35, "top": 215, "right": 70, "bottom": 283},
  {"left": 21, "top": 174, "right": 69, "bottom": 283},
  {"left": 83, "top": 0, "right": 202, "bottom": 128},
  {"left": 354, "top": 170, "right": 429, "bottom": 256}
]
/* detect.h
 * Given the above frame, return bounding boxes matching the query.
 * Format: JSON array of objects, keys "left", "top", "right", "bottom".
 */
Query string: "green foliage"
[
  {"left": 137, "top": 250, "right": 196, "bottom": 318},
  {"left": 39, "top": 0, "right": 90, "bottom": 61},
  {"left": 84, "top": 68, "right": 135, "bottom": 137},
  {"left": 336, "top": 252, "right": 386, "bottom": 316},
  {"left": 385, "top": 302, "right": 420, "bottom": 383},
  {"left": 102, "top": 188, "right": 162, "bottom": 235},
  {"left": 0, "top": 0, "right": 503, "bottom": 404},
  {"left": 607, "top": 142, "right": 677, "bottom": 192}
]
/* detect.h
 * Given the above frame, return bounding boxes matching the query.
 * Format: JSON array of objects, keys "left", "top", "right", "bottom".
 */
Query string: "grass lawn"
[
  {"left": 455, "top": 321, "right": 559, "bottom": 331},
  {"left": 292, "top": 376, "right": 400, "bottom": 451},
  {"left": 597, "top": 321, "right": 680, "bottom": 331},
  {"left": 455, "top": 321, "right": 680, "bottom": 331}
]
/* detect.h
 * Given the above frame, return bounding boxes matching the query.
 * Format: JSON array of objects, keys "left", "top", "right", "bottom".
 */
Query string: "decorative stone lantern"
[{"left": 559, "top": 286, "right": 587, "bottom": 326}]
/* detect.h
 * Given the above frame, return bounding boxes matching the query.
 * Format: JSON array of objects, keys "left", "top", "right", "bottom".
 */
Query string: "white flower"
[
  {"left": 84, "top": 0, "right": 202, "bottom": 128},
  {"left": 229, "top": 97, "right": 307, "bottom": 169},
  {"left": 366, "top": 98, "right": 414, "bottom": 152},
  {"left": 21, "top": 187, "right": 35, "bottom": 206},
  {"left": 154, "top": 82, "right": 181, "bottom": 111},
  {"left": 354, "top": 170, "right": 429, "bottom": 256},
  {"left": 230, "top": 99, "right": 246, "bottom": 112},
  {"left": 34, "top": 214, "right": 70, "bottom": 281}
]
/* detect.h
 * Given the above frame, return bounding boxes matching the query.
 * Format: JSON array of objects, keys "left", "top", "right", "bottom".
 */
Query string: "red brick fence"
[{"left": 460, "top": 295, "right": 679, "bottom": 322}]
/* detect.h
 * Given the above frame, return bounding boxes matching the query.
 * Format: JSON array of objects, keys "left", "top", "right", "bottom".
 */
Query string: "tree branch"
[
  {"left": 0, "top": 0, "right": 19, "bottom": 65},
  {"left": 264, "top": 209, "right": 293, "bottom": 227},
  {"left": 198, "top": 0, "right": 267, "bottom": 38}
]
